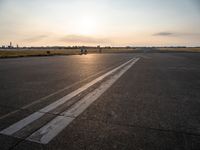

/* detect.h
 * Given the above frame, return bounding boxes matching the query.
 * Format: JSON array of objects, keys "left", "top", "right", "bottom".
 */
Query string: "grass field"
[
  {"left": 0, "top": 48, "right": 136, "bottom": 58},
  {"left": 0, "top": 49, "right": 80, "bottom": 58},
  {"left": 0, "top": 47, "right": 199, "bottom": 58}
]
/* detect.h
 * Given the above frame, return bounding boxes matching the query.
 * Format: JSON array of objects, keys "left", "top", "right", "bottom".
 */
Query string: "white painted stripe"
[
  {"left": 0, "top": 61, "right": 122, "bottom": 120},
  {"left": 0, "top": 58, "right": 135, "bottom": 136},
  {"left": 27, "top": 58, "right": 140, "bottom": 144},
  {"left": 0, "top": 112, "right": 44, "bottom": 136}
]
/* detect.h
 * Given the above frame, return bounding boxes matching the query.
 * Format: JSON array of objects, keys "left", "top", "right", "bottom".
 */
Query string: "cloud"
[
  {"left": 24, "top": 35, "right": 49, "bottom": 42},
  {"left": 60, "top": 35, "right": 110, "bottom": 44},
  {"left": 153, "top": 32, "right": 174, "bottom": 36},
  {"left": 153, "top": 32, "right": 200, "bottom": 37},
  {"left": 21, "top": 34, "right": 111, "bottom": 45}
]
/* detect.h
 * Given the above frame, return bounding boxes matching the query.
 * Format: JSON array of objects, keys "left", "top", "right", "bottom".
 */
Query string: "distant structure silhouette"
[{"left": 8, "top": 42, "right": 13, "bottom": 48}]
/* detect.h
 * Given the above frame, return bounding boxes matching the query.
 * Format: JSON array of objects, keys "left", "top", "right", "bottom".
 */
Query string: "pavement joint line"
[
  {"left": 26, "top": 58, "right": 140, "bottom": 144},
  {"left": 0, "top": 57, "right": 136, "bottom": 137},
  {"left": 0, "top": 60, "right": 127, "bottom": 120}
]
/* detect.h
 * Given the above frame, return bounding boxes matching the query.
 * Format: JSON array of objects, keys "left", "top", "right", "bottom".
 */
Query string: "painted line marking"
[
  {"left": 27, "top": 58, "right": 140, "bottom": 144},
  {"left": 0, "top": 58, "right": 135, "bottom": 136},
  {"left": 0, "top": 61, "right": 124, "bottom": 120}
]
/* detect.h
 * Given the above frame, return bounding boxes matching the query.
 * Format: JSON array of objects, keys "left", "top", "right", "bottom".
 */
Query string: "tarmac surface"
[{"left": 0, "top": 52, "right": 200, "bottom": 150}]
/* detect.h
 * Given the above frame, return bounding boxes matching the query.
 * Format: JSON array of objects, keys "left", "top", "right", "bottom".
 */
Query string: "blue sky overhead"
[{"left": 0, "top": 0, "right": 199, "bottom": 46}]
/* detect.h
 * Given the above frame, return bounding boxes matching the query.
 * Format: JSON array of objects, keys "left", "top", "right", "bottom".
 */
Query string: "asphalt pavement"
[{"left": 0, "top": 52, "right": 200, "bottom": 150}]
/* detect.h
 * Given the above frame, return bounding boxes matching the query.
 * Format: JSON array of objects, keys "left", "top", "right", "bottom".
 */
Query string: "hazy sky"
[{"left": 0, "top": 0, "right": 200, "bottom": 46}]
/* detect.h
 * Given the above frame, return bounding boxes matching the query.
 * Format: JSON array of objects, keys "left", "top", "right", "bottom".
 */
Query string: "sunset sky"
[{"left": 0, "top": 0, "right": 200, "bottom": 47}]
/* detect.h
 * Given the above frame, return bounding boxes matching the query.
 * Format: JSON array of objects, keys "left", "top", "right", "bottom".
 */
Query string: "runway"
[{"left": 0, "top": 52, "right": 200, "bottom": 149}]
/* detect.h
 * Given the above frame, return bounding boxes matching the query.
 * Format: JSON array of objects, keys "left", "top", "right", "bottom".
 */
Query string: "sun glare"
[{"left": 77, "top": 16, "right": 98, "bottom": 35}]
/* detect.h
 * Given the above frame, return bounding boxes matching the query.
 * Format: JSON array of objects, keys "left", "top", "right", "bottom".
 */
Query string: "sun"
[{"left": 77, "top": 16, "right": 98, "bottom": 35}]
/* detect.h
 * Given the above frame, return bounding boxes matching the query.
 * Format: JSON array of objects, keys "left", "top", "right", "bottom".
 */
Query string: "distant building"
[{"left": 8, "top": 42, "right": 13, "bottom": 48}]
